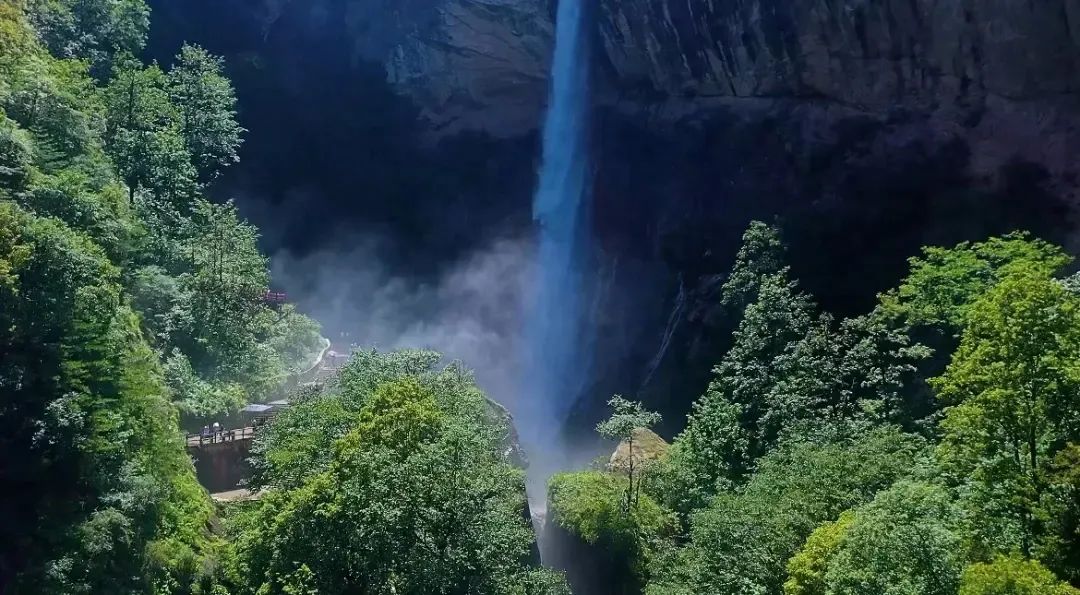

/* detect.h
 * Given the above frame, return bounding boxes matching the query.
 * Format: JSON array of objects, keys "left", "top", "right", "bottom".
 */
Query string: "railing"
[{"left": 186, "top": 426, "right": 257, "bottom": 448}]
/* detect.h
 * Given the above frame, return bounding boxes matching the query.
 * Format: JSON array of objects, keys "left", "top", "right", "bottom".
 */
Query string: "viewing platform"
[{"left": 186, "top": 426, "right": 257, "bottom": 449}]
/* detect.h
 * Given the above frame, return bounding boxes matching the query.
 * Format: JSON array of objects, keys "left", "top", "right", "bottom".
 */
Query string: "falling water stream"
[{"left": 522, "top": 0, "right": 592, "bottom": 528}]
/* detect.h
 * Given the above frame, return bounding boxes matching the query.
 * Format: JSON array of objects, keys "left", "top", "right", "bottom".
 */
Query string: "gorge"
[
  {"left": 8, "top": 0, "right": 1080, "bottom": 593},
  {"left": 144, "top": 0, "right": 1080, "bottom": 437}
]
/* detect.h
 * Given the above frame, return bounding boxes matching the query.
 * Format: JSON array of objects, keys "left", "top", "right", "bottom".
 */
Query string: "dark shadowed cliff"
[{"left": 148, "top": 0, "right": 1080, "bottom": 433}]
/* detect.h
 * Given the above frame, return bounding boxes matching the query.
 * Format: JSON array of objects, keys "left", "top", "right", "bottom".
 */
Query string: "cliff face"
[
  {"left": 258, "top": 0, "right": 555, "bottom": 136},
  {"left": 375, "top": 0, "right": 554, "bottom": 136},
  {"left": 150, "top": 0, "right": 1080, "bottom": 433},
  {"left": 303, "top": 0, "right": 1080, "bottom": 429},
  {"left": 582, "top": 0, "right": 1080, "bottom": 428},
  {"left": 334, "top": 0, "right": 1080, "bottom": 211},
  {"left": 347, "top": 1, "right": 1080, "bottom": 130},
  {"left": 597, "top": 0, "right": 1080, "bottom": 105}
]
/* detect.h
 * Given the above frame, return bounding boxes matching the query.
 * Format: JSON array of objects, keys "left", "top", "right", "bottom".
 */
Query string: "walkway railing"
[{"left": 186, "top": 426, "right": 257, "bottom": 448}]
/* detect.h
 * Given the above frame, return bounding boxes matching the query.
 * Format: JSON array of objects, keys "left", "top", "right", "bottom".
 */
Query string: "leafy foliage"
[
  {"left": 649, "top": 426, "right": 925, "bottom": 595},
  {"left": 597, "top": 396, "right": 662, "bottom": 510},
  {"left": 549, "top": 470, "right": 674, "bottom": 590},
  {"left": 822, "top": 481, "right": 966, "bottom": 595},
  {"left": 167, "top": 44, "right": 243, "bottom": 181},
  {"left": 668, "top": 226, "right": 929, "bottom": 509},
  {"left": 0, "top": 2, "right": 319, "bottom": 590},
  {"left": 628, "top": 226, "right": 1080, "bottom": 594},
  {"left": 233, "top": 351, "right": 566, "bottom": 595},
  {"left": 933, "top": 268, "right": 1080, "bottom": 557},
  {"left": 0, "top": 201, "right": 214, "bottom": 593},
  {"left": 880, "top": 232, "right": 1069, "bottom": 332},
  {"left": 960, "top": 555, "right": 1080, "bottom": 595},
  {"left": 783, "top": 511, "right": 854, "bottom": 595}
]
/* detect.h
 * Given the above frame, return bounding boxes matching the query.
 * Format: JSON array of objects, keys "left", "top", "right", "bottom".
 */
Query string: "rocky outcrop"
[
  {"left": 608, "top": 428, "right": 669, "bottom": 474},
  {"left": 259, "top": 0, "right": 555, "bottom": 136},
  {"left": 377, "top": 0, "right": 554, "bottom": 135},
  {"left": 597, "top": 1, "right": 1080, "bottom": 105}
]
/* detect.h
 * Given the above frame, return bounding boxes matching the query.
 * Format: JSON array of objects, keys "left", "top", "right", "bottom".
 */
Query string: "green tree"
[
  {"left": 960, "top": 555, "right": 1080, "bottom": 595},
  {"left": 823, "top": 482, "right": 965, "bottom": 595},
  {"left": 24, "top": 172, "right": 138, "bottom": 262},
  {"left": 129, "top": 265, "right": 191, "bottom": 345},
  {"left": 266, "top": 305, "right": 324, "bottom": 373},
  {"left": 4, "top": 54, "right": 103, "bottom": 164},
  {"left": 0, "top": 202, "right": 213, "bottom": 592},
  {"left": 548, "top": 470, "right": 674, "bottom": 593},
  {"left": 932, "top": 269, "right": 1080, "bottom": 555},
  {"left": 178, "top": 199, "right": 275, "bottom": 399},
  {"left": 783, "top": 512, "right": 854, "bottom": 595},
  {"left": 597, "top": 396, "right": 662, "bottom": 510},
  {"left": 167, "top": 44, "right": 243, "bottom": 181},
  {"left": 233, "top": 373, "right": 563, "bottom": 594},
  {"left": 649, "top": 427, "right": 925, "bottom": 595},
  {"left": 27, "top": 0, "right": 149, "bottom": 69},
  {"left": 720, "top": 220, "right": 788, "bottom": 313},
  {"left": 1040, "top": 443, "right": 1080, "bottom": 582},
  {"left": 249, "top": 349, "right": 455, "bottom": 491},
  {"left": 763, "top": 309, "right": 932, "bottom": 435},
  {"left": 880, "top": 232, "right": 1069, "bottom": 333},
  {"left": 0, "top": 116, "right": 34, "bottom": 193},
  {"left": 674, "top": 272, "right": 815, "bottom": 493},
  {"left": 352, "top": 377, "right": 444, "bottom": 453},
  {"left": 102, "top": 54, "right": 195, "bottom": 204}
]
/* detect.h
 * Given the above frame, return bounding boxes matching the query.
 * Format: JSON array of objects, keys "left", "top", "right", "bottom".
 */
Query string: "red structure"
[{"left": 264, "top": 291, "right": 287, "bottom": 306}]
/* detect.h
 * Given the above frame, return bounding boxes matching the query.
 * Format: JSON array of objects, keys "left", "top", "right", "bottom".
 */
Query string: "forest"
[{"left": 3, "top": 0, "right": 1080, "bottom": 594}]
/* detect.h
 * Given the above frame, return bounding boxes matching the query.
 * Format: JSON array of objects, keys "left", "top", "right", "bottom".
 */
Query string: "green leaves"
[
  {"left": 649, "top": 229, "right": 1080, "bottom": 595},
  {"left": 880, "top": 232, "right": 1070, "bottom": 333},
  {"left": 28, "top": 0, "right": 150, "bottom": 69},
  {"left": 933, "top": 269, "right": 1080, "bottom": 554},
  {"left": 783, "top": 512, "right": 853, "bottom": 595},
  {"left": 597, "top": 396, "right": 662, "bottom": 444},
  {"left": 235, "top": 351, "right": 564, "bottom": 594},
  {"left": 168, "top": 44, "right": 243, "bottom": 181},
  {"left": 651, "top": 427, "right": 926, "bottom": 595},
  {"left": 549, "top": 470, "right": 674, "bottom": 590},
  {"left": 960, "top": 555, "right": 1080, "bottom": 595},
  {"left": 822, "top": 482, "right": 966, "bottom": 595},
  {"left": 0, "top": 202, "right": 212, "bottom": 593}
]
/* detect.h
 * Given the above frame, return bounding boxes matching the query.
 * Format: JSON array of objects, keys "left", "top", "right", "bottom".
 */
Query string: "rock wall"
[
  {"left": 262, "top": 0, "right": 555, "bottom": 136},
  {"left": 597, "top": 0, "right": 1080, "bottom": 104},
  {"left": 592, "top": 0, "right": 1080, "bottom": 208},
  {"left": 153, "top": 0, "right": 1080, "bottom": 435},
  {"left": 297, "top": 0, "right": 1080, "bottom": 432}
]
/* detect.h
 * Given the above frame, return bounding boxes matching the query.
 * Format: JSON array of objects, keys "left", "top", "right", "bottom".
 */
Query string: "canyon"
[{"left": 148, "top": 0, "right": 1080, "bottom": 431}]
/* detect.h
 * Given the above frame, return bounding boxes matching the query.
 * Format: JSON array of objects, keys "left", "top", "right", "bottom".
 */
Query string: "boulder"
[{"left": 607, "top": 428, "right": 670, "bottom": 475}]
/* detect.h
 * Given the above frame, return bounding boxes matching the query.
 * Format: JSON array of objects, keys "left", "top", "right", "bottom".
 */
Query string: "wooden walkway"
[{"left": 187, "top": 426, "right": 256, "bottom": 448}]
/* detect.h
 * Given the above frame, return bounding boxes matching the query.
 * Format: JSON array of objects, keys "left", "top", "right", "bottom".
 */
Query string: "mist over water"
[
  {"left": 265, "top": 0, "right": 598, "bottom": 531},
  {"left": 522, "top": 0, "right": 594, "bottom": 503}
]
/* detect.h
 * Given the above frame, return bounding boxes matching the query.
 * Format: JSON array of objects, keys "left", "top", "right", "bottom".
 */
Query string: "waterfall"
[{"left": 522, "top": 0, "right": 592, "bottom": 482}]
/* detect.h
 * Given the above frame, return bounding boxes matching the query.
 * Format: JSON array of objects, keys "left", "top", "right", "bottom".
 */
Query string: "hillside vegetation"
[
  {"left": 550, "top": 223, "right": 1080, "bottom": 595},
  {"left": 6, "top": 1, "right": 1080, "bottom": 594}
]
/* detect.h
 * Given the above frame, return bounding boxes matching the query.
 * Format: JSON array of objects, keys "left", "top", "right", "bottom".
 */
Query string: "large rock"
[
  {"left": 377, "top": 0, "right": 555, "bottom": 136},
  {"left": 607, "top": 428, "right": 669, "bottom": 475},
  {"left": 256, "top": 0, "right": 555, "bottom": 136}
]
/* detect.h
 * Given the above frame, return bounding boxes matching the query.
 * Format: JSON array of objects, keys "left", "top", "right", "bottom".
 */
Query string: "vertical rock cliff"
[{"left": 149, "top": 0, "right": 1080, "bottom": 435}]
